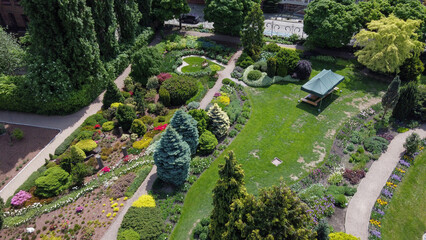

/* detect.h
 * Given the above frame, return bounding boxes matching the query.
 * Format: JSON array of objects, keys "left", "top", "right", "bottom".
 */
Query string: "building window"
[{"left": 8, "top": 13, "right": 17, "bottom": 27}]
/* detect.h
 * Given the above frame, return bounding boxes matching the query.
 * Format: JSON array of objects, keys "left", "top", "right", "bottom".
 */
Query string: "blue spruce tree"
[{"left": 170, "top": 109, "right": 199, "bottom": 155}]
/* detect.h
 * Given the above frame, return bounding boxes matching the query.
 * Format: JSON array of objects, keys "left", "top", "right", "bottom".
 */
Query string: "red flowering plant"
[
  {"left": 94, "top": 124, "right": 101, "bottom": 129},
  {"left": 123, "top": 155, "right": 130, "bottom": 163},
  {"left": 129, "top": 91, "right": 134, "bottom": 96},
  {"left": 101, "top": 166, "right": 111, "bottom": 173},
  {"left": 154, "top": 124, "right": 168, "bottom": 131},
  {"left": 157, "top": 73, "right": 172, "bottom": 84}
]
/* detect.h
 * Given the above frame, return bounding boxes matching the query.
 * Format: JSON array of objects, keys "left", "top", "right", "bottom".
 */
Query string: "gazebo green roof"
[{"left": 301, "top": 69, "right": 344, "bottom": 98}]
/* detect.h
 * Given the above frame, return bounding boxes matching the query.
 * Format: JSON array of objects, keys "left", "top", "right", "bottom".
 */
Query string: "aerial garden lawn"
[
  {"left": 380, "top": 151, "right": 426, "bottom": 240},
  {"left": 181, "top": 56, "right": 223, "bottom": 73},
  {"left": 170, "top": 58, "right": 388, "bottom": 240}
]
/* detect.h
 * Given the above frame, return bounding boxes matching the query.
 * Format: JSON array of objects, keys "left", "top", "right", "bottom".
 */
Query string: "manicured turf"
[
  {"left": 170, "top": 59, "right": 387, "bottom": 240},
  {"left": 181, "top": 56, "right": 223, "bottom": 73},
  {"left": 381, "top": 151, "right": 426, "bottom": 240}
]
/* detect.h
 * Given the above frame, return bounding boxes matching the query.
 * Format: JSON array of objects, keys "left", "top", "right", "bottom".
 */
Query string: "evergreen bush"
[
  {"left": 188, "top": 109, "right": 209, "bottom": 134},
  {"left": 197, "top": 130, "right": 218, "bottom": 155},
  {"left": 267, "top": 57, "right": 277, "bottom": 77},
  {"left": 292, "top": 60, "right": 312, "bottom": 80},
  {"left": 35, "top": 166, "right": 72, "bottom": 198},
  {"left": 103, "top": 81, "right": 124, "bottom": 110},
  {"left": 116, "top": 105, "right": 137, "bottom": 131},
  {"left": 130, "top": 119, "right": 147, "bottom": 136},
  {"left": 130, "top": 47, "right": 162, "bottom": 86},
  {"left": 159, "top": 87, "right": 171, "bottom": 107},
  {"left": 207, "top": 103, "right": 230, "bottom": 139},
  {"left": 170, "top": 109, "right": 199, "bottom": 155},
  {"left": 162, "top": 75, "right": 198, "bottom": 106},
  {"left": 119, "top": 207, "right": 165, "bottom": 239},
  {"left": 403, "top": 133, "right": 421, "bottom": 156}
]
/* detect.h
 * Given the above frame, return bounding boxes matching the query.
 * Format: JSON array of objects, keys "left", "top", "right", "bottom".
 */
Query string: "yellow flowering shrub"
[
  {"left": 329, "top": 232, "right": 359, "bottom": 240},
  {"left": 113, "top": 213, "right": 117, "bottom": 217},
  {"left": 111, "top": 202, "right": 118, "bottom": 208},
  {"left": 124, "top": 197, "right": 128, "bottom": 201},
  {"left": 113, "top": 207, "right": 119, "bottom": 212},
  {"left": 106, "top": 213, "right": 111, "bottom": 218},
  {"left": 132, "top": 137, "right": 153, "bottom": 150},
  {"left": 102, "top": 210, "right": 105, "bottom": 213},
  {"left": 120, "top": 203, "right": 124, "bottom": 206},
  {"left": 110, "top": 102, "right": 123, "bottom": 109},
  {"left": 131, "top": 195, "right": 156, "bottom": 208},
  {"left": 217, "top": 95, "right": 230, "bottom": 106}
]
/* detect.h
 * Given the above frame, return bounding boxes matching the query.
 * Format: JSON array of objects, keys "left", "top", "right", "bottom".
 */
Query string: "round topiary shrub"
[
  {"left": 117, "top": 229, "right": 140, "bottom": 240},
  {"left": 162, "top": 76, "right": 198, "bottom": 106},
  {"left": 363, "top": 136, "right": 388, "bottom": 154},
  {"left": 35, "top": 166, "right": 72, "bottom": 198},
  {"left": 247, "top": 70, "right": 262, "bottom": 81},
  {"left": 75, "top": 139, "right": 98, "bottom": 152},
  {"left": 131, "top": 119, "right": 147, "bottom": 136},
  {"left": 102, "top": 121, "right": 115, "bottom": 132},
  {"left": 198, "top": 130, "right": 218, "bottom": 155},
  {"left": 146, "top": 76, "right": 159, "bottom": 90}
]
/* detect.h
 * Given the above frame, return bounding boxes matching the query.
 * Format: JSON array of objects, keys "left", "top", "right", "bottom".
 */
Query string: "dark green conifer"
[
  {"left": 114, "top": 0, "right": 141, "bottom": 43},
  {"left": 103, "top": 80, "right": 124, "bottom": 109},
  {"left": 154, "top": 126, "right": 191, "bottom": 186}
]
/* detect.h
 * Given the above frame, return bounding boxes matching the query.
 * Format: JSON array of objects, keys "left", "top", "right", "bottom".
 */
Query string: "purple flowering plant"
[
  {"left": 399, "top": 160, "right": 410, "bottom": 167},
  {"left": 370, "top": 230, "right": 381, "bottom": 239},
  {"left": 214, "top": 92, "right": 221, "bottom": 97},
  {"left": 306, "top": 195, "right": 335, "bottom": 224},
  {"left": 11, "top": 190, "right": 32, "bottom": 206},
  {"left": 76, "top": 206, "right": 84, "bottom": 213},
  {"left": 391, "top": 174, "right": 401, "bottom": 182},
  {"left": 381, "top": 188, "right": 393, "bottom": 198}
]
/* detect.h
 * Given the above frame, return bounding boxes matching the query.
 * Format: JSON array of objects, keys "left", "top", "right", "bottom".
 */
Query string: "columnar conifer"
[
  {"left": 103, "top": 80, "right": 124, "bottom": 109},
  {"left": 381, "top": 76, "right": 401, "bottom": 119},
  {"left": 114, "top": 0, "right": 141, "bottom": 43},
  {"left": 170, "top": 109, "right": 199, "bottom": 155},
  {"left": 207, "top": 103, "right": 230, "bottom": 139}
]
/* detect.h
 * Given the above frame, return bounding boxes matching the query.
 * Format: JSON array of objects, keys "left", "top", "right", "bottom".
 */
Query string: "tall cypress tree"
[
  {"left": 137, "top": 0, "right": 152, "bottom": 27},
  {"left": 381, "top": 76, "right": 401, "bottom": 119},
  {"left": 209, "top": 151, "right": 247, "bottom": 240},
  {"left": 22, "top": 0, "right": 105, "bottom": 98},
  {"left": 154, "top": 126, "right": 191, "bottom": 186},
  {"left": 392, "top": 81, "right": 419, "bottom": 120},
  {"left": 241, "top": 2, "right": 265, "bottom": 60},
  {"left": 169, "top": 109, "right": 199, "bottom": 155},
  {"left": 114, "top": 0, "right": 142, "bottom": 43},
  {"left": 87, "top": 0, "right": 119, "bottom": 60}
]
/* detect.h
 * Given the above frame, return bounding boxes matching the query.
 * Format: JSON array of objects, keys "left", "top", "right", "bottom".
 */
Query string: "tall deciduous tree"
[
  {"left": 392, "top": 81, "right": 419, "bottom": 121},
  {"left": 204, "top": 0, "right": 256, "bottom": 36},
  {"left": 114, "top": 0, "right": 142, "bottom": 43},
  {"left": 87, "top": 0, "right": 119, "bottom": 60},
  {"left": 381, "top": 76, "right": 401, "bottom": 119},
  {"left": 22, "top": 0, "right": 105, "bottom": 97},
  {"left": 137, "top": 0, "right": 152, "bottom": 27},
  {"left": 353, "top": 15, "right": 425, "bottom": 74},
  {"left": 0, "top": 27, "right": 24, "bottom": 75},
  {"left": 241, "top": 2, "right": 265, "bottom": 60},
  {"left": 224, "top": 181, "right": 315, "bottom": 239},
  {"left": 303, "top": 0, "right": 362, "bottom": 48},
  {"left": 390, "top": 0, "right": 426, "bottom": 42},
  {"left": 152, "top": 0, "right": 190, "bottom": 23},
  {"left": 209, "top": 151, "right": 247, "bottom": 240},
  {"left": 154, "top": 126, "right": 191, "bottom": 186},
  {"left": 170, "top": 109, "right": 199, "bottom": 155}
]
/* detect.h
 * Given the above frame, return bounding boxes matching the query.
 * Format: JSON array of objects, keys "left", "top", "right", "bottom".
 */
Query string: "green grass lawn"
[
  {"left": 170, "top": 59, "right": 387, "bottom": 240},
  {"left": 381, "top": 151, "right": 426, "bottom": 239},
  {"left": 181, "top": 56, "right": 223, "bottom": 73}
]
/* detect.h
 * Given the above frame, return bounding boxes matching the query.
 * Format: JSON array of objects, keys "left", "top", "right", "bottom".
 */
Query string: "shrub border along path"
[{"left": 345, "top": 124, "right": 426, "bottom": 240}]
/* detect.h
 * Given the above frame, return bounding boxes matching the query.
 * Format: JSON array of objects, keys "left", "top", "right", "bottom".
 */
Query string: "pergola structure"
[{"left": 300, "top": 69, "right": 344, "bottom": 109}]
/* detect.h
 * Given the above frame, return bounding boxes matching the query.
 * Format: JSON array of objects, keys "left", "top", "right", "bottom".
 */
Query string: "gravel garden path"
[
  {"left": 199, "top": 49, "right": 246, "bottom": 110},
  {"left": 345, "top": 124, "right": 426, "bottom": 240}
]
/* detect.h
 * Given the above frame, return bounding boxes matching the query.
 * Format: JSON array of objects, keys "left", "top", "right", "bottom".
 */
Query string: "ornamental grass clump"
[
  {"left": 131, "top": 195, "right": 156, "bottom": 208},
  {"left": 11, "top": 190, "right": 32, "bottom": 207}
]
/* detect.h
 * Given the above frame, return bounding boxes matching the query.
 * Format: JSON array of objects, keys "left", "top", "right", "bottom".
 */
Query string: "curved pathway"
[{"left": 345, "top": 124, "right": 426, "bottom": 240}]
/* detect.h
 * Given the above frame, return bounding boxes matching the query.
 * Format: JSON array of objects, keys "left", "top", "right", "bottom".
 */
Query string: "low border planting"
[{"left": 242, "top": 65, "right": 299, "bottom": 87}]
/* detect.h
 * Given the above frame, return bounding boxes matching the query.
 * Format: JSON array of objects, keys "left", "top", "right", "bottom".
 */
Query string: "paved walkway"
[
  {"left": 345, "top": 124, "right": 426, "bottom": 240},
  {"left": 199, "top": 49, "right": 245, "bottom": 110},
  {"left": 0, "top": 66, "right": 130, "bottom": 201},
  {"left": 101, "top": 165, "right": 158, "bottom": 240}
]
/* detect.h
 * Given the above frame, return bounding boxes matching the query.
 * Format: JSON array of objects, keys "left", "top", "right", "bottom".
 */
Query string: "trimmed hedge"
[{"left": 242, "top": 65, "right": 298, "bottom": 87}]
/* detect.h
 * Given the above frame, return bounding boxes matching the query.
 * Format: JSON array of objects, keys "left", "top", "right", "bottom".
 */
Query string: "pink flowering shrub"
[
  {"left": 101, "top": 166, "right": 111, "bottom": 173},
  {"left": 11, "top": 190, "right": 32, "bottom": 206},
  {"left": 154, "top": 124, "right": 167, "bottom": 131},
  {"left": 157, "top": 73, "right": 172, "bottom": 84}
]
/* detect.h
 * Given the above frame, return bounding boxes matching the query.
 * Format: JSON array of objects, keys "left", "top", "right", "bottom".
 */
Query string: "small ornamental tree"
[
  {"left": 117, "top": 105, "right": 137, "bottom": 131},
  {"left": 224, "top": 181, "right": 315, "bottom": 240},
  {"left": 114, "top": 0, "right": 141, "bottom": 43},
  {"left": 130, "top": 47, "right": 162, "bottom": 86},
  {"left": 70, "top": 145, "right": 86, "bottom": 162},
  {"left": 241, "top": 2, "right": 265, "bottom": 60},
  {"left": 188, "top": 109, "right": 210, "bottom": 134},
  {"left": 170, "top": 109, "right": 199, "bottom": 155},
  {"left": 35, "top": 166, "right": 72, "bottom": 198},
  {"left": 103, "top": 80, "right": 124, "bottom": 109},
  {"left": 381, "top": 76, "right": 401, "bottom": 119},
  {"left": 267, "top": 57, "right": 277, "bottom": 77},
  {"left": 404, "top": 133, "right": 421, "bottom": 156},
  {"left": 154, "top": 126, "right": 191, "bottom": 186},
  {"left": 208, "top": 103, "right": 230, "bottom": 139},
  {"left": 209, "top": 151, "right": 247, "bottom": 240},
  {"left": 392, "top": 81, "right": 419, "bottom": 120},
  {"left": 275, "top": 48, "right": 300, "bottom": 76},
  {"left": 71, "top": 162, "right": 88, "bottom": 186},
  {"left": 292, "top": 60, "right": 312, "bottom": 80},
  {"left": 353, "top": 15, "right": 425, "bottom": 74}
]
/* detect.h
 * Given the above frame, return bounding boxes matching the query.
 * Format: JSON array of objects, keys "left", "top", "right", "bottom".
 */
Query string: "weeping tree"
[
  {"left": 114, "top": 0, "right": 142, "bottom": 43},
  {"left": 22, "top": 0, "right": 106, "bottom": 99},
  {"left": 86, "top": 0, "right": 119, "bottom": 60},
  {"left": 381, "top": 76, "right": 401, "bottom": 119}
]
